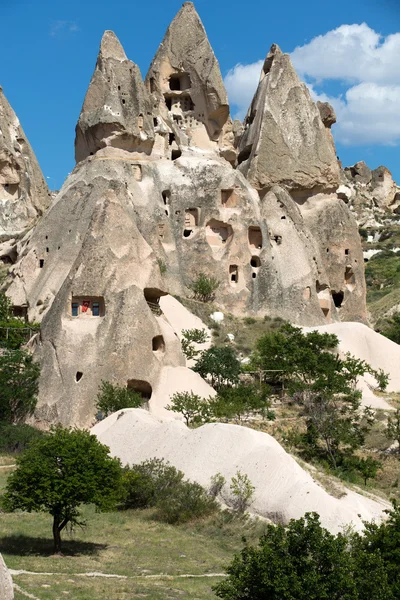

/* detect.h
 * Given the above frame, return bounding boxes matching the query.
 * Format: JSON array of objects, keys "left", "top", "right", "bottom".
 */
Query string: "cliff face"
[
  {"left": 6, "top": 3, "right": 367, "bottom": 426},
  {"left": 0, "top": 88, "right": 50, "bottom": 236}
]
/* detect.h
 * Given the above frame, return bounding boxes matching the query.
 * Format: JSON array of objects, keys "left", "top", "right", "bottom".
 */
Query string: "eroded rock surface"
[
  {"left": 0, "top": 88, "right": 50, "bottom": 235},
  {"left": 237, "top": 44, "right": 340, "bottom": 194},
  {"left": 6, "top": 3, "right": 367, "bottom": 426},
  {"left": 0, "top": 554, "right": 13, "bottom": 600}
]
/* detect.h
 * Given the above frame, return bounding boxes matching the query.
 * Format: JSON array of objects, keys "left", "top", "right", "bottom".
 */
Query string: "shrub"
[
  {"left": 228, "top": 471, "right": 255, "bottom": 514},
  {"left": 208, "top": 472, "right": 226, "bottom": 499},
  {"left": 156, "top": 480, "right": 218, "bottom": 524},
  {"left": 96, "top": 380, "right": 143, "bottom": 418},
  {"left": 121, "top": 458, "right": 184, "bottom": 509},
  {"left": 166, "top": 391, "right": 210, "bottom": 426},
  {"left": 0, "top": 349, "right": 40, "bottom": 424},
  {"left": 0, "top": 422, "right": 46, "bottom": 453},
  {"left": 189, "top": 273, "right": 219, "bottom": 302}
]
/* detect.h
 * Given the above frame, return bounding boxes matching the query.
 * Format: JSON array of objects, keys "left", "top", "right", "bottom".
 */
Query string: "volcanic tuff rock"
[
  {"left": 0, "top": 88, "right": 50, "bottom": 236},
  {"left": 237, "top": 44, "right": 340, "bottom": 194},
  {"left": 6, "top": 3, "right": 367, "bottom": 426},
  {"left": 0, "top": 554, "right": 14, "bottom": 600}
]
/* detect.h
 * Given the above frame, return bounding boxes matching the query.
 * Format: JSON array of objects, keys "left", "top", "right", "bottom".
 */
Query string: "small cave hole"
[
  {"left": 152, "top": 335, "right": 165, "bottom": 353},
  {"left": 162, "top": 190, "right": 171, "bottom": 205},
  {"left": 183, "top": 229, "right": 193, "bottom": 238},
  {"left": 122, "top": 99, "right": 126, "bottom": 105},
  {"left": 252, "top": 272, "right": 257, "bottom": 279},
  {"left": 39, "top": 259, "right": 44, "bottom": 268},
  {"left": 46, "top": 247, "right": 49, "bottom": 253},
  {"left": 332, "top": 291, "right": 344, "bottom": 308},
  {"left": 281, "top": 216, "right": 286, "bottom": 220},
  {"left": 172, "top": 149, "right": 182, "bottom": 160},
  {"left": 237, "top": 145, "right": 252, "bottom": 165},
  {"left": 127, "top": 379, "right": 152, "bottom": 400},
  {"left": 76, "top": 372, "right": 83, "bottom": 382},
  {"left": 165, "top": 96, "right": 172, "bottom": 110},
  {"left": 169, "top": 133, "right": 175, "bottom": 145},
  {"left": 153, "top": 117, "right": 158, "bottom": 127},
  {"left": 250, "top": 256, "right": 261, "bottom": 268},
  {"left": 345, "top": 248, "right": 349, "bottom": 255},
  {"left": 229, "top": 265, "right": 239, "bottom": 284}
]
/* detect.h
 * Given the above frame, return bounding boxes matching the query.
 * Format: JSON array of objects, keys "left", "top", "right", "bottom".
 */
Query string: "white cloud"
[
  {"left": 224, "top": 24, "right": 400, "bottom": 147},
  {"left": 291, "top": 23, "right": 400, "bottom": 85},
  {"left": 224, "top": 60, "right": 263, "bottom": 120},
  {"left": 50, "top": 20, "right": 79, "bottom": 37}
]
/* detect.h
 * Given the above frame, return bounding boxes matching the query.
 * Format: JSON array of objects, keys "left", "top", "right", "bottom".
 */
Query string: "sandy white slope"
[{"left": 93, "top": 409, "right": 388, "bottom": 534}]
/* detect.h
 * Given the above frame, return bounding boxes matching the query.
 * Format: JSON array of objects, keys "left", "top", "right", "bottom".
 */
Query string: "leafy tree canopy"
[
  {"left": 0, "top": 349, "right": 40, "bottom": 424},
  {"left": 194, "top": 346, "right": 241, "bottom": 390},
  {"left": 3, "top": 426, "right": 122, "bottom": 553}
]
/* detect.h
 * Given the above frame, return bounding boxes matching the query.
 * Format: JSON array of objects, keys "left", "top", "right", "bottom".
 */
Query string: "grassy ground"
[
  {"left": 0, "top": 459, "right": 267, "bottom": 600},
  {"left": 176, "top": 296, "right": 283, "bottom": 355}
]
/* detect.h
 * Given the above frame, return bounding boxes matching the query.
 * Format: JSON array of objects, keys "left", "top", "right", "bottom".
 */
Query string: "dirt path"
[{"left": 11, "top": 568, "right": 226, "bottom": 579}]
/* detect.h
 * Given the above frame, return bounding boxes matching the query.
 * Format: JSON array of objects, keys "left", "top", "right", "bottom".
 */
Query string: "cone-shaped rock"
[
  {"left": 237, "top": 45, "right": 340, "bottom": 194},
  {"left": 145, "top": 2, "right": 234, "bottom": 158},
  {"left": 0, "top": 88, "right": 50, "bottom": 235},
  {"left": 75, "top": 31, "right": 155, "bottom": 163},
  {"left": 6, "top": 8, "right": 367, "bottom": 428}
]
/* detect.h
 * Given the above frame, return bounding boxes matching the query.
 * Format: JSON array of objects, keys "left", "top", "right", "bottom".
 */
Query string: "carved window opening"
[
  {"left": 345, "top": 266, "right": 356, "bottom": 291},
  {"left": 70, "top": 297, "right": 105, "bottom": 317},
  {"left": 131, "top": 164, "right": 142, "bottom": 181},
  {"left": 39, "top": 259, "right": 44, "bottom": 268},
  {"left": 152, "top": 335, "right": 165, "bottom": 353},
  {"left": 169, "top": 133, "right": 175, "bottom": 145},
  {"left": 252, "top": 272, "right": 257, "bottom": 279},
  {"left": 165, "top": 96, "right": 172, "bottom": 110},
  {"left": 184, "top": 208, "right": 199, "bottom": 228},
  {"left": 127, "top": 379, "right": 152, "bottom": 400},
  {"left": 303, "top": 286, "right": 311, "bottom": 300},
  {"left": 76, "top": 371, "right": 83, "bottom": 382},
  {"left": 206, "top": 219, "right": 233, "bottom": 248},
  {"left": 229, "top": 265, "right": 238, "bottom": 284},
  {"left": 172, "top": 149, "right": 182, "bottom": 160},
  {"left": 273, "top": 235, "right": 282, "bottom": 245},
  {"left": 149, "top": 77, "right": 156, "bottom": 93},
  {"left": 162, "top": 190, "right": 170, "bottom": 205},
  {"left": 248, "top": 226, "right": 262, "bottom": 249},
  {"left": 332, "top": 291, "right": 344, "bottom": 308},
  {"left": 169, "top": 73, "right": 191, "bottom": 91},
  {"left": 250, "top": 256, "right": 261, "bottom": 268},
  {"left": 158, "top": 224, "right": 165, "bottom": 239},
  {"left": 138, "top": 114, "right": 144, "bottom": 129},
  {"left": 221, "top": 189, "right": 238, "bottom": 208},
  {"left": 144, "top": 288, "right": 167, "bottom": 314},
  {"left": 345, "top": 248, "right": 349, "bottom": 255},
  {"left": 281, "top": 216, "right": 286, "bottom": 220}
]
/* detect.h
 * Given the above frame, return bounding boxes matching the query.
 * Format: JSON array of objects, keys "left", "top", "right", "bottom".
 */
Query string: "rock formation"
[
  {"left": 0, "top": 554, "right": 14, "bottom": 600},
  {"left": 0, "top": 88, "right": 51, "bottom": 236},
  {"left": 5, "top": 3, "right": 367, "bottom": 426},
  {"left": 237, "top": 44, "right": 340, "bottom": 194}
]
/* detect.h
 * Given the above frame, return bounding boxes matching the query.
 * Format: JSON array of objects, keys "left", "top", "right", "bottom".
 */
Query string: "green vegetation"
[
  {"left": 167, "top": 391, "right": 209, "bottom": 426},
  {"left": 0, "top": 349, "right": 40, "bottom": 424},
  {"left": 0, "top": 422, "right": 46, "bottom": 453},
  {"left": 194, "top": 346, "right": 241, "bottom": 390},
  {"left": 227, "top": 471, "right": 255, "bottom": 514},
  {"left": 386, "top": 408, "right": 400, "bottom": 455},
  {"left": 214, "top": 507, "right": 400, "bottom": 600},
  {"left": 181, "top": 327, "right": 209, "bottom": 360},
  {"left": 189, "top": 273, "right": 220, "bottom": 302},
  {"left": 0, "top": 292, "right": 39, "bottom": 350},
  {"left": 3, "top": 427, "right": 122, "bottom": 553},
  {"left": 96, "top": 380, "right": 143, "bottom": 418}
]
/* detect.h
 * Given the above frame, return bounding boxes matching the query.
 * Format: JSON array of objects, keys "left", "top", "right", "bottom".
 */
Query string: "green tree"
[
  {"left": 181, "top": 328, "right": 209, "bottom": 360},
  {"left": 380, "top": 312, "right": 400, "bottom": 344},
  {"left": 386, "top": 408, "right": 400, "bottom": 454},
  {"left": 353, "top": 456, "right": 382, "bottom": 485},
  {"left": 189, "top": 273, "right": 219, "bottom": 302},
  {"left": 210, "top": 384, "right": 274, "bottom": 423},
  {"left": 214, "top": 512, "right": 393, "bottom": 600},
  {"left": 194, "top": 346, "right": 241, "bottom": 390},
  {"left": 166, "top": 391, "right": 209, "bottom": 426},
  {"left": 0, "top": 349, "right": 40, "bottom": 424},
  {"left": 3, "top": 427, "right": 122, "bottom": 553},
  {"left": 228, "top": 471, "right": 255, "bottom": 514},
  {"left": 252, "top": 324, "right": 374, "bottom": 468},
  {"left": 0, "top": 292, "right": 39, "bottom": 350},
  {"left": 96, "top": 380, "right": 143, "bottom": 418}
]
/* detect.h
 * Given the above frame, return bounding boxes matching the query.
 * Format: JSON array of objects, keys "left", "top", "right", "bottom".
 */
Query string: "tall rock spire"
[
  {"left": 75, "top": 31, "right": 155, "bottom": 163},
  {"left": 237, "top": 44, "right": 340, "bottom": 195},
  {"left": 145, "top": 2, "right": 233, "bottom": 157},
  {"left": 0, "top": 87, "right": 50, "bottom": 235}
]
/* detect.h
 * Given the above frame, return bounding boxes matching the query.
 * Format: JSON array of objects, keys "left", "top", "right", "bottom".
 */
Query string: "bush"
[
  {"left": 0, "top": 422, "right": 46, "bottom": 454},
  {"left": 96, "top": 380, "right": 143, "bottom": 418},
  {"left": 208, "top": 473, "right": 226, "bottom": 499},
  {"left": 121, "top": 458, "right": 184, "bottom": 509},
  {"left": 181, "top": 328, "right": 209, "bottom": 360},
  {"left": 166, "top": 391, "right": 209, "bottom": 426},
  {"left": 189, "top": 273, "right": 219, "bottom": 302},
  {"left": 227, "top": 471, "right": 255, "bottom": 514},
  {"left": 0, "top": 349, "right": 40, "bottom": 424},
  {"left": 156, "top": 480, "right": 218, "bottom": 524}
]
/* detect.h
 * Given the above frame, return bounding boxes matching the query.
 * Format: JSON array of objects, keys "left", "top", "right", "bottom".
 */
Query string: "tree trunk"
[{"left": 53, "top": 516, "right": 62, "bottom": 554}]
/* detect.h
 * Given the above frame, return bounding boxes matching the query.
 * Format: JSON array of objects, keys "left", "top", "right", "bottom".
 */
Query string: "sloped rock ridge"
[
  {"left": 6, "top": 2, "right": 366, "bottom": 426},
  {"left": 0, "top": 553, "right": 14, "bottom": 600}
]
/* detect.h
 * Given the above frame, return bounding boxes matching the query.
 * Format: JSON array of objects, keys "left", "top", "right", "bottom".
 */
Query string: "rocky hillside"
[
  {"left": 341, "top": 161, "right": 400, "bottom": 326},
  {"left": 1, "top": 2, "right": 368, "bottom": 426}
]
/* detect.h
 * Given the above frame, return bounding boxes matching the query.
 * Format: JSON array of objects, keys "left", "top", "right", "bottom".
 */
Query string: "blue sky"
[{"left": 1, "top": 0, "right": 399, "bottom": 190}]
